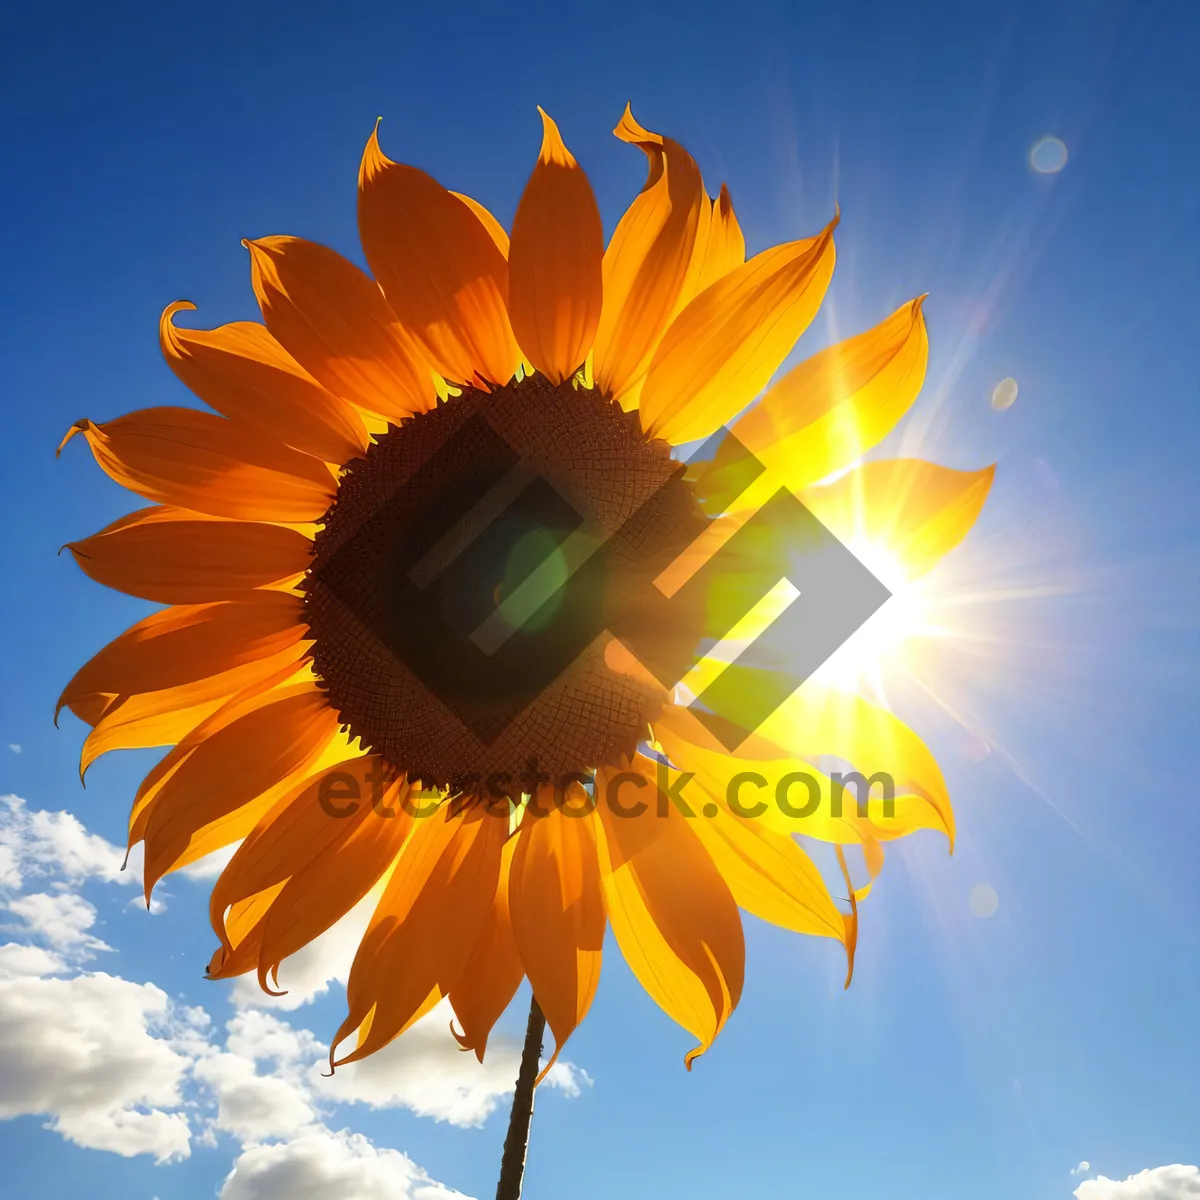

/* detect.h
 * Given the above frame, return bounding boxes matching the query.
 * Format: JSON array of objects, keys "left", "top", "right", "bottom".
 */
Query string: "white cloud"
[
  {"left": 0, "top": 794, "right": 132, "bottom": 890},
  {"left": 320, "top": 999, "right": 589, "bottom": 1128},
  {"left": 218, "top": 1128, "right": 468, "bottom": 1200},
  {"left": 0, "top": 971, "right": 194, "bottom": 1162},
  {"left": 8, "top": 891, "right": 110, "bottom": 954},
  {"left": 8, "top": 744, "right": 20, "bottom": 755},
  {"left": 1076, "top": 1166, "right": 1200, "bottom": 1200},
  {"left": 0, "top": 942, "right": 67, "bottom": 979},
  {"left": 1074, "top": 1162, "right": 1094, "bottom": 1176},
  {"left": 195, "top": 1053, "right": 318, "bottom": 1144}
]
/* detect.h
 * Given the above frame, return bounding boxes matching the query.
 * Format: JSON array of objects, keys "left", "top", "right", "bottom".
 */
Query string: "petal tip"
[{"left": 535, "top": 106, "right": 574, "bottom": 167}]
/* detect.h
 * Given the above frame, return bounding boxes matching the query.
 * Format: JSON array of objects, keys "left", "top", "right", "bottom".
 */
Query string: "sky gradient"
[{"left": 1, "top": 2, "right": 1198, "bottom": 1198}]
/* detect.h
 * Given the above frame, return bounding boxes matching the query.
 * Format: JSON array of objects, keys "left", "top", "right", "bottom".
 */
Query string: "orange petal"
[
  {"left": 76, "top": 641, "right": 311, "bottom": 781},
  {"left": 800, "top": 458, "right": 995, "bottom": 580},
  {"left": 58, "top": 407, "right": 335, "bottom": 523},
  {"left": 692, "top": 184, "right": 746, "bottom": 295},
  {"left": 508, "top": 793, "right": 605, "bottom": 1070},
  {"left": 209, "top": 756, "right": 413, "bottom": 992},
  {"left": 332, "top": 803, "right": 507, "bottom": 1066},
  {"left": 639, "top": 216, "right": 838, "bottom": 445},
  {"left": 245, "top": 236, "right": 435, "bottom": 420},
  {"left": 160, "top": 302, "right": 369, "bottom": 463},
  {"left": 592, "top": 106, "right": 707, "bottom": 404},
  {"left": 451, "top": 192, "right": 510, "bottom": 256},
  {"left": 57, "top": 593, "right": 309, "bottom": 726},
  {"left": 65, "top": 505, "right": 312, "bottom": 605},
  {"left": 507, "top": 109, "right": 603, "bottom": 384},
  {"left": 359, "top": 127, "right": 521, "bottom": 387},
  {"left": 449, "top": 836, "right": 524, "bottom": 1062},
  {"left": 134, "top": 682, "right": 342, "bottom": 897},
  {"left": 595, "top": 757, "right": 744, "bottom": 1068},
  {"left": 731, "top": 297, "right": 929, "bottom": 491}
]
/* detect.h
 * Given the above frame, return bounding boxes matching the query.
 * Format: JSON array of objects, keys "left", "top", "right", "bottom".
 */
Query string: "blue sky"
[{"left": 2, "top": 1, "right": 1198, "bottom": 1197}]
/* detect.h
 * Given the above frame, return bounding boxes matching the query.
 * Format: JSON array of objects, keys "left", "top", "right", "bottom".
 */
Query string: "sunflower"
[{"left": 57, "top": 105, "right": 992, "bottom": 1092}]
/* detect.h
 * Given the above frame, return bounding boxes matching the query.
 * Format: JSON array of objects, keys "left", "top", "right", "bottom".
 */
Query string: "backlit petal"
[
  {"left": 65, "top": 505, "right": 312, "bottom": 605},
  {"left": 133, "top": 682, "right": 342, "bottom": 897},
  {"left": 160, "top": 302, "right": 370, "bottom": 463},
  {"left": 595, "top": 757, "right": 744, "bottom": 1069},
  {"left": 449, "top": 836, "right": 524, "bottom": 1063},
  {"left": 508, "top": 793, "right": 605, "bottom": 1071},
  {"left": 451, "top": 192, "right": 510, "bottom": 255},
  {"left": 245, "top": 236, "right": 435, "bottom": 420},
  {"left": 592, "top": 106, "right": 707, "bottom": 404},
  {"left": 57, "top": 593, "right": 309, "bottom": 726},
  {"left": 692, "top": 184, "right": 746, "bottom": 295},
  {"left": 507, "top": 109, "right": 603, "bottom": 384},
  {"left": 359, "top": 127, "right": 521, "bottom": 386},
  {"left": 209, "top": 756, "right": 413, "bottom": 992},
  {"left": 332, "top": 803, "right": 507, "bottom": 1066},
  {"left": 58, "top": 407, "right": 336, "bottom": 522},
  {"left": 800, "top": 458, "right": 995, "bottom": 580},
  {"left": 639, "top": 217, "right": 838, "bottom": 445},
  {"left": 731, "top": 297, "right": 928, "bottom": 490}
]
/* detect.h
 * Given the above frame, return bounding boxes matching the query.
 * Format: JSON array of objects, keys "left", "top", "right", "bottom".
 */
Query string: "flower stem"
[{"left": 495, "top": 994, "right": 546, "bottom": 1200}]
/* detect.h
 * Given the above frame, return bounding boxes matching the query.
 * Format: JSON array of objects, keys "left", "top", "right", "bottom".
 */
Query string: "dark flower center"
[{"left": 303, "top": 373, "right": 707, "bottom": 796}]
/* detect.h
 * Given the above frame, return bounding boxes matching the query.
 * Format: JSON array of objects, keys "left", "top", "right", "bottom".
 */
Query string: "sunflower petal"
[
  {"left": 693, "top": 184, "right": 746, "bottom": 295},
  {"left": 160, "top": 302, "right": 370, "bottom": 463},
  {"left": 209, "top": 755, "right": 413, "bottom": 992},
  {"left": 245, "top": 236, "right": 434, "bottom": 420},
  {"left": 731, "top": 297, "right": 929, "bottom": 490},
  {"left": 133, "top": 682, "right": 342, "bottom": 897},
  {"left": 639, "top": 216, "right": 838, "bottom": 445},
  {"left": 592, "top": 106, "right": 707, "bottom": 404},
  {"left": 756, "top": 682, "right": 956, "bottom": 846},
  {"left": 58, "top": 407, "right": 336, "bottom": 522},
  {"left": 57, "top": 593, "right": 309, "bottom": 726},
  {"left": 449, "top": 836, "right": 524, "bottom": 1063},
  {"left": 508, "top": 793, "right": 605, "bottom": 1070},
  {"left": 332, "top": 803, "right": 507, "bottom": 1066},
  {"left": 65, "top": 506, "right": 312, "bottom": 605},
  {"left": 595, "top": 758, "right": 744, "bottom": 1069},
  {"left": 507, "top": 108, "right": 603, "bottom": 384},
  {"left": 689, "top": 798, "right": 846, "bottom": 939},
  {"left": 451, "top": 192, "right": 510, "bottom": 256},
  {"left": 800, "top": 458, "right": 995, "bottom": 580},
  {"left": 358, "top": 127, "right": 521, "bottom": 387}
]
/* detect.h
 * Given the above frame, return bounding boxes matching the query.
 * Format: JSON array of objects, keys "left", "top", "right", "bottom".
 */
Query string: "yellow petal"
[
  {"left": 595, "top": 757, "right": 744, "bottom": 1069},
  {"left": 757, "top": 682, "right": 956, "bottom": 846},
  {"left": 692, "top": 184, "right": 746, "bottom": 295},
  {"left": 332, "top": 803, "right": 507, "bottom": 1066},
  {"left": 160, "top": 302, "right": 370, "bottom": 463},
  {"left": 639, "top": 217, "right": 838, "bottom": 445},
  {"left": 245, "top": 236, "right": 435, "bottom": 420},
  {"left": 507, "top": 108, "right": 603, "bottom": 384},
  {"left": 58, "top": 407, "right": 336, "bottom": 523},
  {"left": 689, "top": 798, "right": 846, "bottom": 940},
  {"left": 800, "top": 458, "right": 995, "bottom": 580},
  {"left": 57, "top": 593, "right": 309, "bottom": 726},
  {"left": 449, "top": 836, "right": 524, "bottom": 1063},
  {"left": 508, "top": 792, "right": 605, "bottom": 1071},
  {"left": 65, "top": 505, "right": 312, "bottom": 605},
  {"left": 731, "top": 296, "right": 929, "bottom": 490},
  {"left": 592, "top": 106, "right": 707, "bottom": 404},
  {"left": 133, "top": 682, "right": 342, "bottom": 897},
  {"left": 358, "top": 127, "right": 521, "bottom": 387}
]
